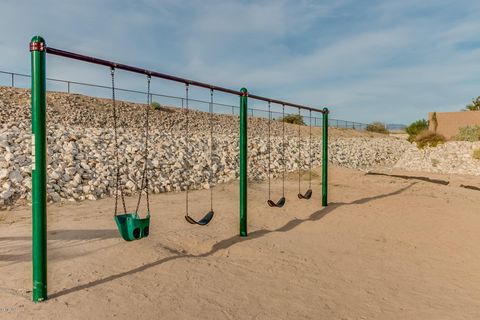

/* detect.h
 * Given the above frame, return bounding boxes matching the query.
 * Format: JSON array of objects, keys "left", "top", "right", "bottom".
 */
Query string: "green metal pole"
[
  {"left": 30, "top": 36, "right": 47, "bottom": 302},
  {"left": 322, "top": 108, "right": 329, "bottom": 207},
  {"left": 239, "top": 88, "right": 248, "bottom": 236}
]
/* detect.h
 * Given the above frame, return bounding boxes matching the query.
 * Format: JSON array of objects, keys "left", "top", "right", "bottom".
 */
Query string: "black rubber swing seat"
[
  {"left": 114, "top": 213, "right": 150, "bottom": 241},
  {"left": 185, "top": 210, "right": 214, "bottom": 226},
  {"left": 267, "top": 197, "right": 286, "bottom": 208},
  {"left": 298, "top": 189, "right": 313, "bottom": 200}
]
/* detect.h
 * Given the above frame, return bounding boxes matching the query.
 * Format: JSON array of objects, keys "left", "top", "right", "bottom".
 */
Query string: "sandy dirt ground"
[{"left": 1, "top": 166, "right": 480, "bottom": 320}]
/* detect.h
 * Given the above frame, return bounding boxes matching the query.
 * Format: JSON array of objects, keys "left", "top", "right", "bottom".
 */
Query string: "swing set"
[{"left": 29, "top": 36, "right": 329, "bottom": 302}]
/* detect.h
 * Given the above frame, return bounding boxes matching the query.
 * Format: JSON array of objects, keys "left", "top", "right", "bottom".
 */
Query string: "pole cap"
[
  {"left": 30, "top": 36, "right": 46, "bottom": 52},
  {"left": 240, "top": 87, "right": 248, "bottom": 96}
]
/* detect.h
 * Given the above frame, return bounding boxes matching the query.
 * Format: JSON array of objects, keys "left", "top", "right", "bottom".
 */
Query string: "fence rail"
[{"left": 0, "top": 70, "right": 370, "bottom": 130}]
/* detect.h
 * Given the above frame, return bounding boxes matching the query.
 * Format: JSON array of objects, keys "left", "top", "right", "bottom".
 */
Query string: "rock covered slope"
[
  {"left": 0, "top": 86, "right": 409, "bottom": 208},
  {"left": 394, "top": 141, "right": 480, "bottom": 175}
]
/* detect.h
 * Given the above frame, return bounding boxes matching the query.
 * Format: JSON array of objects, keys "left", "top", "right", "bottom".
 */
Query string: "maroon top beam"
[{"left": 46, "top": 46, "right": 326, "bottom": 114}]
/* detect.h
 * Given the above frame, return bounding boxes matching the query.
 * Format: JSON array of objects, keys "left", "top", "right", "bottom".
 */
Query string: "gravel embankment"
[{"left": 0, "top": 87, "right": 411, "bottom": 208}]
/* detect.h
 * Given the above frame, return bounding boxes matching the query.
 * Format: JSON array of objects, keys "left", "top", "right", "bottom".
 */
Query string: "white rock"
[
  {"left": 50, "top": 192, "right": 62, "bottom": 202},
  {"left": 125, "top": 180, "right": 136, "bottom": 190},
  {"left": 72, "top": 174, "right": 82, "bottom": 186},
  {"left": 50, "top": 171, "right": 62, "bottom": 180},
  {"left": 0, "top": 188, "right": 13, "bottom": 200},
  {"left": 0, "top": 169, "right": 9, "bottom": 181},
  {"left": 9, "top": 170, "right": 23, "bottom": 183}
]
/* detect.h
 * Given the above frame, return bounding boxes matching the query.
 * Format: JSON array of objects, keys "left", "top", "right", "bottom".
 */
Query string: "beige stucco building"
[{"left": 428, "top": 111, "right": 480, "bottom": 139}]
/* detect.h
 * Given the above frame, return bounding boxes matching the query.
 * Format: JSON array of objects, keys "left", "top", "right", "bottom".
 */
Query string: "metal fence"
[{"left": 1, "top": 70, "right": 372, "bottom": 130}]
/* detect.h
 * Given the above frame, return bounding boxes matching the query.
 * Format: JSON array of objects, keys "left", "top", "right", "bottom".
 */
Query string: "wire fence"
[{"left": 1, "top": 70, "right": 375, "bottom": 130}]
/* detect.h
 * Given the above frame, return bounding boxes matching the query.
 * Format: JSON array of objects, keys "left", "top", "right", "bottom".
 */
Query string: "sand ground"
[{"left": 1, "top": 166, "right": 480, "bottom": 320}]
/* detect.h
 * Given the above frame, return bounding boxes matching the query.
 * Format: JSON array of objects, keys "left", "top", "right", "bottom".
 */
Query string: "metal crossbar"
[{"left": 45, "top": 47, "right": 326, "bottom": 114}]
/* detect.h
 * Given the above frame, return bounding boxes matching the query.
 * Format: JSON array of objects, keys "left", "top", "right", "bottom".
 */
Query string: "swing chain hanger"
[{"left": 45, "top": 46, "right": 327, "bottom": 114}]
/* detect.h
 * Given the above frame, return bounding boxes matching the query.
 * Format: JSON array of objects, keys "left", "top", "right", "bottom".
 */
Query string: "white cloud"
[{"left": 2, "top": 0, "right": 480, "bottom": 124}]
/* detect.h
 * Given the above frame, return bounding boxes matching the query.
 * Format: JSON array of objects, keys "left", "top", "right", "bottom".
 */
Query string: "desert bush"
[
  {"left": 473, "top": 148, "right": 480, "bottom": 160},
  {"left": 464, "top": 97, "right": 480, "bottom": 111},
  {"left": 415, "top": 130, "right": 446, "bottom": 148},
  {"left": 455, "top": 125, "right": 480, "bottom": 142},
  {"left": 279, "top": 114, "right": 305, "bottom": 125},
  {"left": 151, "top": 101, "right": 162, "bottom": 110},
  {"left": 406, "top": 119, "right": 428, "bottom": 142},
  {"left": 366, "top": 122, "right": 389, "bottom": 134}
]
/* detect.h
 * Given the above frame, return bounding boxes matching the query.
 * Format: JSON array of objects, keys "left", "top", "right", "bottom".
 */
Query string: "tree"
[
  {"left": 151, "top": 101, "right": 162, "bottom": 110},
  {"left": 279, "top": 114, "right": 305, "bottom": 125},
  {"left": 464, "top": 97, "right": 480, "bottom": 111},
  {"left": 405, "top": 119, "right": 428, "bottom": 142},
  {"left": 366, "top": 122, "right": 388, "bottom": 134}
]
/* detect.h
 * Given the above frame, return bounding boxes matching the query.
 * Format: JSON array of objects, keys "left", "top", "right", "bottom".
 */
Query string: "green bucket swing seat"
[
  {"left": 110, "top": 69, "right": 153, "bottom": 241},
  {"left": 114, "top": 213, "right": 150, "bottom": 241}
]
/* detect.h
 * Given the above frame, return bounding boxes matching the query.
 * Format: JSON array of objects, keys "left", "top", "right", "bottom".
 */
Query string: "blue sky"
[{"left": 1, "top": 0, "right": 480, "bottom": 124}]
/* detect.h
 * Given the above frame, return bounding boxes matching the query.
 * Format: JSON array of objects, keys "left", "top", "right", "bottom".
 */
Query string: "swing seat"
[
  {"left": 185, "top": 211, "right": 214, "bottom": 226},
  {"left": 267, "top": 197, "right": 286, "bottom": 208},
  {"left": 114, "top": 213, "right": 150, "bottom": 241},
  {"left": 298, "top": 189, "right": 312, "bottom": 200}
]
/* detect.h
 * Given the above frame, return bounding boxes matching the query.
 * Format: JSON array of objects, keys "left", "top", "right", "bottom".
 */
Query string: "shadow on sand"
[
  {"left": 48, "top": 183, "right": 415, "bottom": 300},
  {"left": 0, "top": 229, "right": 119, "bottom": 263},
  {"left": 0, "top": 229, "right": 119, "bottom": 242}
]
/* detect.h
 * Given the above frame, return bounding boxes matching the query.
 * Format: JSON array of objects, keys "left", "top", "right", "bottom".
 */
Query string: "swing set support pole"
[
  {"left": 322, "top": 108, "right": 329, "bottom": 206},
  {"left": 30, "top": 36, "right": 48, "bottom": 302},
  {"left": 239, "top": 88, "right": 248, "bottom": 236}
]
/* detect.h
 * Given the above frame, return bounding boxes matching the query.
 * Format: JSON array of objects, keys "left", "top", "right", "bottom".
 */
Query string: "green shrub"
[
  {"left": 366, "top": 122, "right": 389, "bottom": 134},
  {"left": 279, "top": 114, "right": 305, "bottom": 125},
  {"left": 415, "top": 130, "right": 446, "bottom": 148},
  {"left": 151, "top": 101, "right": 162, "bottom": 110},
  {"left": 464, "top": 97, "right": 480, "bottom": 111},
  {"left": 406, "top": 119, "right": 428, "bottom": 142},
  {"left": 455, "top": 125, "right": 480, "bottom": 142},
  {"left": 473, "top": 148, "right": 480, "bottom": 160}
]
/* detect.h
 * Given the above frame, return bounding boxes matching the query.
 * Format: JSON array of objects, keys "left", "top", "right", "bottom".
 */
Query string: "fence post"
[
  {"left": 239, "top": 88, "right": 248, "bottom": 236},
  {"left": 11, "top": 73, "right": 14, "bottom": 87},
  {"left": 67, "top": 81, "right": 70, "bottom": 93},
  {"left": 322, "top": 108, "right": 328, "bottom": 206},
  {"left": 30, "top": 36, "right": 47, "bottom": 302}
]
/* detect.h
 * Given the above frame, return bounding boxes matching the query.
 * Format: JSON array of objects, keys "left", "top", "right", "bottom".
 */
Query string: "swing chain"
[
  {"left": 298, "top": 107, "right": 301, "bottom": 194},
  {"left": 267, "top": 101, "right": 271, "bottom": 200},
  {"left": 185, "top": 84, "right": 190, "bottom": 217},
  {"left": 111, "top": 67, "right": 128, "bottom": 216},
  {"left": 209, "top": 89, "right": 214, "bottom": 212},
  {"left": 135, "top": 74, "right": 151, "bottom": 216},
  {"left": 282, "top": 104, "right": 285, "bottom": 197},
  {"left": 309, "top": 109, "right": 312, "bottom": 188}
]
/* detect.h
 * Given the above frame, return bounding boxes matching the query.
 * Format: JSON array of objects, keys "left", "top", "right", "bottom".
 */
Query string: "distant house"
[{"left": 428, "top": 111, "right": 480, "bottom": 139}]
